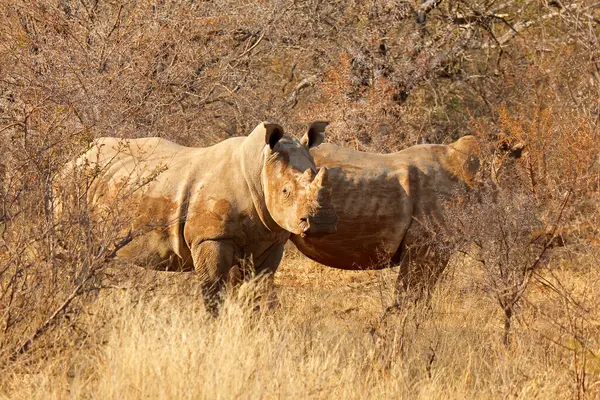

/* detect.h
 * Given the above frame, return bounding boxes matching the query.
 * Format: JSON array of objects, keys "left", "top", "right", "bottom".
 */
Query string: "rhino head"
[{"left": 249, "top": 121, "right": 337, "bottom": 237}]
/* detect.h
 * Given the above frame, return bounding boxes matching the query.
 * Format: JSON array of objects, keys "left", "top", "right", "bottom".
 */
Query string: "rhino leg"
[
  {"left": 395, "top": 245, "right": 448, "bottom": 303},
  {"left": 191, "top": 240, "right": 239, "bottom": 317},
  {"left": 255, "top": 243, "right": 284, "bottom": 276},
  {"left": 253, "top": 243, "right": 284, "bottom": 310}
]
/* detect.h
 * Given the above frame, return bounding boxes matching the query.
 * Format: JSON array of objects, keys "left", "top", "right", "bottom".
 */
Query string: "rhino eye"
[{"left": 282, "top": 184, "right": 292, "bottom": 198}]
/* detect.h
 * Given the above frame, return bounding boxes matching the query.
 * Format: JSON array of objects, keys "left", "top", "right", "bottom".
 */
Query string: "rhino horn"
[
  {"left": 299, "top": 168, "right": 316, "bottom": 185},
  {"left": 312, "top": 167, "right": 329, "bottom": 188}
]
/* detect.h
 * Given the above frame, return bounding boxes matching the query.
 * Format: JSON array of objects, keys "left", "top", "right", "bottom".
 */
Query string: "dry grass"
[{"left": 1, "top": 246, "right": 598, "bottom": 399}]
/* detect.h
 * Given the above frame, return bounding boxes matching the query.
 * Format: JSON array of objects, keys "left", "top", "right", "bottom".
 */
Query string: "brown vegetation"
[{"left": 0, "top": 0, "right": 599, "bottom": 398}]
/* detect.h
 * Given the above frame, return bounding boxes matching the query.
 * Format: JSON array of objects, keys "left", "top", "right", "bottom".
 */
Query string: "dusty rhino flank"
[
  {"left": 290, "top": 136, "right": 481, "bottom": 297},
  {"left": 68, "top": 122, "right": 337, "bottom": 314}
]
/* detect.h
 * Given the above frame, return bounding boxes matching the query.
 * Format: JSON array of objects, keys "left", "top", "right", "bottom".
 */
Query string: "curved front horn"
[{"left": 312, "top": 167, "right": 329, "bottom": 188}]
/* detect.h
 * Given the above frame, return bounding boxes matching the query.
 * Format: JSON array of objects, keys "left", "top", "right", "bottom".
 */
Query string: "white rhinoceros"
[
  {"left": 291, "top": 135, "right": 481, "bottom": 298},
  {"left": 68, "top": 122, "right": 337, "bottom": 314}
]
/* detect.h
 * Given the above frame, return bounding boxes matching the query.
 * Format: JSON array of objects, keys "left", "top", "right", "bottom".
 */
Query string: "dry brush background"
[{"left": 0, "top": 0, "right": 599, "bottom": 398}]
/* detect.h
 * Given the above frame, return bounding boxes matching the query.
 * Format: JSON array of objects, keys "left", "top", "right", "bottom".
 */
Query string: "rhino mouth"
[{"left": 298, "top": 208, "right": 338, "bottom": 237}]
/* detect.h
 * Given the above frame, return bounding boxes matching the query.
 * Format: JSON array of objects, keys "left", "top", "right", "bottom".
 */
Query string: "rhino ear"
[
  {"left": 301, "top": 121, "right": 328, "bottom": 148},
  {"left": 498, "top": 139, "right": 527, "bottom": 159},
  {"left": 508, "top": 142, "right": 526, "bottom": 159},
  {"left": 264, "top": 123, "right": 285, "bottom": 150}
]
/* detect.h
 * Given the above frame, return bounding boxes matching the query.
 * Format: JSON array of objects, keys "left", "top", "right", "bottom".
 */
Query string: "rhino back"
[{"left": 76, "top": 136, "right": 263, "bottom": 270}]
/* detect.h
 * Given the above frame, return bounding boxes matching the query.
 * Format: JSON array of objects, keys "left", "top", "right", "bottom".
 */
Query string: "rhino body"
[
  {"left": 290, "top": 136, "right": 480, "bottom": 295},
  {"left": 69, "top": 122, "right": 337, "bottom": 314}
]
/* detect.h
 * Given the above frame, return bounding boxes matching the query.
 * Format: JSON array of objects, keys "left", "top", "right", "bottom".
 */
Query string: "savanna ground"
[
  {"left": 3, "top": 248, "right": 600, "bottom": 398},
  {"left": 1, "top": 0, "right": 600, "bottom": 398}
]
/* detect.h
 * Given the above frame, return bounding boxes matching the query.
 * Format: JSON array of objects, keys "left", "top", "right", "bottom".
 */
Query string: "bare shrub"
[
  {"left": 0, "top": 104, "right": 164, "bottom": 366},
  {"left": 0, "top": 135, "right": 142, "bottom": 366},
  {"left": 438, "top": 104, "right": 599, "bottom": 351},
  {"left": 440, "top": 179, "right": 563, "bottom": 346}
]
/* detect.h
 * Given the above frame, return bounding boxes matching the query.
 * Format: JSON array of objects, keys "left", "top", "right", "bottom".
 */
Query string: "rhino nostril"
[{"left": 299, "top": 218, "right": 310, "bottom": 236}]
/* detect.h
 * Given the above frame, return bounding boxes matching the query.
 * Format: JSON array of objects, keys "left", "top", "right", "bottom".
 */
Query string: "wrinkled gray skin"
[
  {"left": 290, "top": 136, "right": 480, "bottom": 299},
  {"left": 70, "top": 122, "right": 337, "bottom": 315}
]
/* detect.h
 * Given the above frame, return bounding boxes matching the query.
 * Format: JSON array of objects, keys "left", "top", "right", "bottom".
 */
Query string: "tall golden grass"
[{"left": 2, "top": 247, "right": 598, "bottom": 399}]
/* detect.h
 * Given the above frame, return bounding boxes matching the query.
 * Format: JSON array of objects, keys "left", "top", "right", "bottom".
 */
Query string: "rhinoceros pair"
[{"left": 69, "top": 122, "right": 480, "bottom": 314}]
